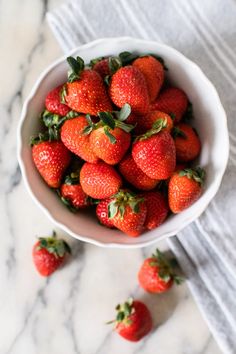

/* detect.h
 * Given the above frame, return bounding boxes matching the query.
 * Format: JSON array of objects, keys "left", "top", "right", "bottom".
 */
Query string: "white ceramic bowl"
[{"left": 17, "top": 37, "right": 229, "bottom": 248}]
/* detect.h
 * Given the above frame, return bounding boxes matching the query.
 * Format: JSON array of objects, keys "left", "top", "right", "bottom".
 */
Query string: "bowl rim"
[{"left": 17, "top": 36, "right": 229, "bottom": 248}]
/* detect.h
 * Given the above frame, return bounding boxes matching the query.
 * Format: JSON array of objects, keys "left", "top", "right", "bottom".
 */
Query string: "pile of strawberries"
[{"left": 31, "top": 52, "right": 205, "bottom": 237}]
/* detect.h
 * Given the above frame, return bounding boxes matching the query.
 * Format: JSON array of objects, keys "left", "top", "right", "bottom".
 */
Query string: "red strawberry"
[
  {"left": 32, "top": 139, "right": 71, "bottom": 188},
  {"left": 61, "top": 116, "right": 99, "bottom": 163},
  {"left": 109, "top": 298, "right": 152, "bottom": 341},
  {"left": 108, "top": 190, "right": 147, "bottom": 237},
  {"left": 96, "top": 198, "right": 114, "bottom": 228},
  {"left": 91, "top": 56, "right": 122, "bottom": 79},
  {"left": 173, "top": 123, "right": 201, "bottom": 162},
  {"left": 125, "top": 112, "right": 139, "bottom": 125},
  {"left": 88, "top": 107, "right": 133, "bottom": 165},
  {"left": 92, "top": 58, "right": 110, "bottom": 78},
  {"left": 138, "top": 249, "right": 183, "bottom": 293},
  {"left": 132, "top": 55, "right": 164, "bottom": 102},
  {"left": 32, "top": 231, "right": 71, "bottom": 276},
  {"left": 175, "top": 163, "right": 187, "bottom": 172},
  {"left": 109, "top": 66, "right": 150, "bottom": 115},
  {"left": 132, "top": 123, "right": 176, "bottom": 180},
  {"left": 60, "top": 171, "right": 89, "bottom": 210},
  {"left": 80, "top": 161, "right": 122, "bottom": 199},
  {"left": 119, "top": 154, "right": 159, "bottom": 191},
  {"left": 142, "top": 192, "right": 169, "bottom": 230},
  {"left": 90, "top": 127, "right": 130, "bottom": 165},
  {"left": 65, "top": 56, "right": 112, "bottom": 115},
  {"left": 45, "top": 85, "right": 70, "bottom": 116},
  {"left": 168, "top": 167, "right": 205, "bottom": 213},
  {"left": 138, "top": 110, "right": 173, "bottom": 135},
  {"left": 150, "top": 87, "right": 188, "bottom": 123}
]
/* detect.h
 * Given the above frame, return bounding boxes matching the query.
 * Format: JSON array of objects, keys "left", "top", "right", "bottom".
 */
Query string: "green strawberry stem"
[
  {"left": 150, "top": 248, "right": 184, "bottom": 284},
  {"left": 107, "top": 297, "right": 134, "bottom": 326},
  {"left": 67, "top": 56, "right": 85, "bottom": 82},
  {"left": 30, "top": 132, "right": 50, "bottom": 146},
  {"left": 179, "top": 167, "right": 205, "bottom": 186},
  {"left": 83, "top": 104, "right": 134, "bottom": 143},
  {"left": 36, "top": 231, "right": 71, "bottom": 258},
  {"left": 135, "top": 118, "right": 167, "bottom": 141},
  {"left": 108, "top": 190, "right": 144, "bottom": 220}
]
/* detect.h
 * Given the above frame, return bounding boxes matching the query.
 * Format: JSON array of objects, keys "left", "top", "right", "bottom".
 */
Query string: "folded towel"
[{"left": 47, "top": 1, "right": 236, "bottom": 353}]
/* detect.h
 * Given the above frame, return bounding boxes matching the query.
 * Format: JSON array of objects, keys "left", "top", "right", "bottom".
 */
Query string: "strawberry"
[
  {"left": 60, "top": 171, "right": 90, "bottom": 210},
  {"left": 109, "top": 66, "right": 150, "bottom": 116},
  {"left": 168, "top": 167, "right": 205, "bottom": 213},
  {"left": 88, "top": 105, "right": 133, "bottom": 165},
  {"left": 108, "top": 190, "right": 147, "bottom": 237},
  {"left": 32, "top": 139, "right": 71, "bottom": 188},
  {"left": 119, "top": 154, "right": 159, "bottom": 191},
  {"left": 32, "top": 231, "right": 71, "bottom": 276},
  {"left": 138, "top": 249, "right": 183, "bottom": 293},
  {"left": 175, "top": 163, "right": 187, "bottom": 172},
  {"left": 138, "top": 110, "right": 173, "bottom": 135},
  {"left": 132, "top": 121, "right": 176, "bottom": 180},
  {"left": 108, "top": 298, "right": 152, "bottom": 341},
  {"left": 142, "top": 192, "right": 169, "bottom": 230},
  {"left": 132, "top": 55, "right": 164, "bottom": 102},
  {"left": 125, "top": 112, "right": 138, "bottom": 125},
  {"left": 150, "top": 87, "right": 188, "bottom": 123},
  {"left": 45, "top": 84, "right": 70, "bottom": 116},
  {"left": 64, "top": 56, "right": 112, "bottom": 115},
  {"left": 80, "top": 161, "right": 122, "bottom": 199},
  {"left": 96, "top": 198, "right": 114, "bottom": 228},
  {"left": 91, "top": 56, "right": 122, "bottom": 80},
  {"left": 92, "top": 57, "right": 110, "bottom": 78},
  {"left": 61, "top": 116, "right": 99, "bottom": 163},
  {"left": 173, "top": 123, "right": 201, "bottom": 162}
]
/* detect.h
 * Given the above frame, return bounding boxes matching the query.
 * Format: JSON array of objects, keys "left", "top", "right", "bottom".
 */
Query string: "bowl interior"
[{"left": 18, "top": 38, "right": 228, "bottom": 248}]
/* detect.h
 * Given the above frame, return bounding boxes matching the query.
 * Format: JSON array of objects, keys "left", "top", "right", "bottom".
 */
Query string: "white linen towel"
[{"left": 47, "top": 1, "right": 236, "bottom": 352}]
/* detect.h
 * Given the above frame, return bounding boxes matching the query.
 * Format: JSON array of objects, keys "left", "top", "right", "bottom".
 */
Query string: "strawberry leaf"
[
  {"left": 108, "top": 56, "right": 122, "bottom": 74},
  {"left": 104, "top": 75, "right": 111, "bottom": 86},
  {"left": 115, "top": 103, "right": 131, "bottom": 121},
  {"left": 98, "top": 112, "right": 116, "bottom": 129},
  {"left": 108, "top": 201, "right": 118, "bottom": 219},
  {"left": 179, "top": 167, "right": 205, "bottom": 186},
  {"left": 37, "top": 233, "right": 71, "bottom": 258},
  {"left": 152, "top": 118, "right": 167, "bottom": 131},
  {"left": 67, "top": 56, "right": 84, "bottom": 82},
  {"left": 169, "top": 112, "right": 176, "bottom": 121},
  {"left": 115, "top": 120, "right": 134, "bottom": 133},
  {"left": 172, "top": 127, "right": 187, "bottom": 139},
  {"left": 82, "top": 126, "right": 93, "bottom": 135},
  {"left": 60, "top": 84, "right": 67, "bottom": 104},
  {"left": 104, "top": 127, "right": 117, "bottom": 144},
  {"left": 119, "top": 51, "right": 139, "bottom": 65}
]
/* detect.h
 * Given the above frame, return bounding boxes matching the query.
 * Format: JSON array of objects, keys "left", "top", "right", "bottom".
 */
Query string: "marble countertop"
[{"left": 0, "top": 1, "right": 222, "bottom": 353}]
